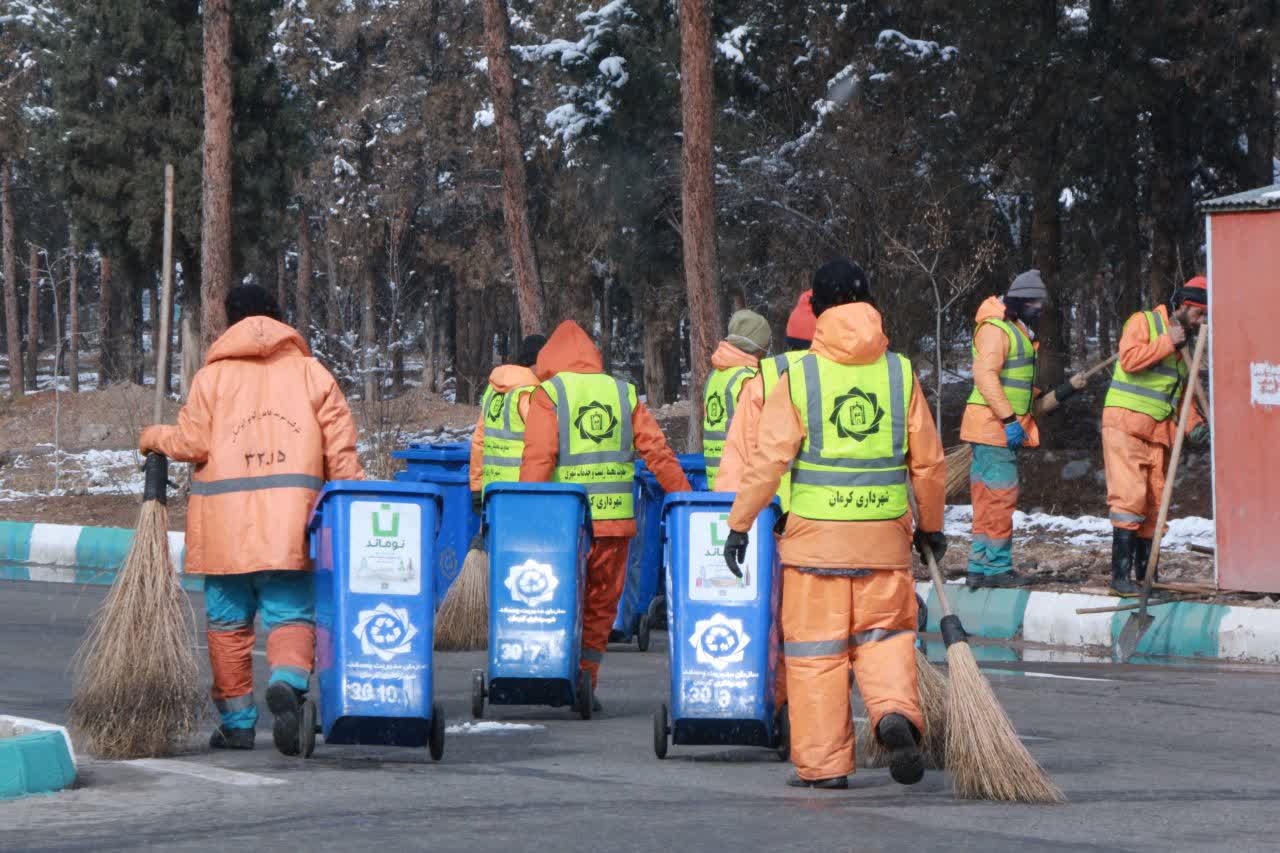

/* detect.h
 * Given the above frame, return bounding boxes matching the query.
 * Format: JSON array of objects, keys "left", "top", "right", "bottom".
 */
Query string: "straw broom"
[
  {"left": 922, "top": 544, "right": 1063, "bottom": 802},
  {"left": 434, "top": 532, "right": 488, "bottom": 650},
  {"left": 857, "top": 647, "right": 948, "bottom": 769}
]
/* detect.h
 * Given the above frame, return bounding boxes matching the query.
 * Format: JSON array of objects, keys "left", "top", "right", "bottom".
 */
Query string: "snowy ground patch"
[
  {"left": 943, "top": 504, "right": 1213, "bottom": 552},
  {"left": 445, "top": 722, "right": 545, "bottom": 736}
]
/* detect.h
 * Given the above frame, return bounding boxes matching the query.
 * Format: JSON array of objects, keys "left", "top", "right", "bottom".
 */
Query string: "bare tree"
[
  {"left": 68, "top": 233, "right": 79, "bottom": 393},
  {"left": 98, "top": 255, "right": 111, "bottom": 387},
  {"left": 26, "top": 241, "right": 38, "bottom": 390},
  {"left": 0, "top": 159, "right": 19, "bottom": 399},
  {"left": 679, "top": 0, "right": 722, "bottom": 451},
  {"left": 296, "top": 205, "right": 312, "bottom": 340},
  {"left": 480, "top": 0, "right": 545, "bottom": 335},
  {"left": 200, "top": 0, "right": 234, "bottom": 352}
]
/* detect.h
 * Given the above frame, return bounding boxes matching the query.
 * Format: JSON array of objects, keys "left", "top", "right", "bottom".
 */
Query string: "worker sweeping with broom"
[
  {"left": 520, "top": 320, "right": 690, "bottom": 711},
  {"left": 138, "top": 285, "right": 364, "bottom": 753},
  {"left": 1103, "top": 277, "right": 1209, "bottom": 596},
  {"left": 724, "top": 273, "right": 947, "bottom": 790}
]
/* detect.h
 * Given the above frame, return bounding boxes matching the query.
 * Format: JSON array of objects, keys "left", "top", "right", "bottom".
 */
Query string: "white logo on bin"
[
  {"left": 505, "top": 559, "right": 559, "bottom": 607},
  {"left": 353, "top": 603, "right": 419, "bottom": 662},
  {"left": 689, "top": 613, "right": 750, "bottom": 671}
]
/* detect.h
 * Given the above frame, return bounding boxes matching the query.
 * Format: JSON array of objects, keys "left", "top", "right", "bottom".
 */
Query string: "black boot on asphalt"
[
  {"left": 266, "top": 682, "right": 305, "bottom": 756},
  {"left": 786, "top": 773, "right": 849, "bottom": 790},
  {"left": 1108, "top": 528, "right": 1141, "bottom": 597},
  {"left": 966, "top": 570, "right": 1035, "bottom": 589},
  {"left": 877, "top": 713, "right": 925, "bottom": 785},
  {"left": 209, "top": 726, "right": 255, "bottom": 750},
  {"left": 591, "top": 696, "right": 603, "bottom": 713}
]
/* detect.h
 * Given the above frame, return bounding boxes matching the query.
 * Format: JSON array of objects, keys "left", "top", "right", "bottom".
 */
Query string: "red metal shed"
[{"left": 1203, "top": 184, "right": 1280, "bottom": 593}]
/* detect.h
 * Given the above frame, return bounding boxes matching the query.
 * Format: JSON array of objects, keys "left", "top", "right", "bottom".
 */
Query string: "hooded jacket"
[
  {"left": 727, "top": 303, "right": 946, "bottom": 570},
  {"left": 710, "top": 340, "right": 761, "bottom": 374},
  {"left": 140, "top": 317, "right": 364, "bottom": 575},
  {"left": 1102, "top": 304, "right": 1204, "bottom": 446},
  {"left": 520, "top": 320, "right": 690, "bottom": 537},
  {"left": 960, "top": 296, "right": 1042, "bottom": 448},
  {"left": 469, "top": 364, "right": 542, "bottom": 492}
]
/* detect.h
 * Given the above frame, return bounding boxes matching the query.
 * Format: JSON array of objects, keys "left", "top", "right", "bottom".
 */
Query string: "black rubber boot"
[
  {"left": 967, "top": 570, "right": 1035, "bottom": 589},
  {"left": 591, "top": 697, "right": 603, "bottom": 713},
  {"left": 786, "top": 773, "right": 849, "bottom": 790},
  {"left": 1108, "top": 528, "right": 1140, "bottom": 597},
  {"left": 209, "top": 726, "right": 255, "bottom": 750},
  {"left": 877, "top": 713, "right": 925, "bottom": 785},
  {"left": 1134, "top": 537, "right": 1159, "bottom": 585},
  {"left": 266, "top": 682, "right": 305, "bottom": 756}
]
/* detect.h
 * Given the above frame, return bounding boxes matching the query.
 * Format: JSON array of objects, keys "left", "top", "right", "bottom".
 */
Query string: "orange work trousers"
[
  {"left": 580, "top": 537, "right": 631, "bottom": 688},
  {"left": 1102, "top": 427, "right": 1170, "bottom": 538},
  {"left": 782, "top": 567, "right": 921, "bottom": 781}
]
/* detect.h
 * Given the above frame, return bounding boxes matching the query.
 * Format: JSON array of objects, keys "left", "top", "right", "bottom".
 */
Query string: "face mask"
[{"left": 1017, "top": 306, "right": 1043, "bottom": 329}]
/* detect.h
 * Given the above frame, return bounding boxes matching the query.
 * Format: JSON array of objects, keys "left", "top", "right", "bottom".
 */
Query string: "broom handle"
[
  {"left": 1034, "top": 354, "right": 1118, "bottom": 417},
  {"left": 154, "top": 163, "right": 175, "bottom": 425},
  {"left": 1135, "top": 328, "right": 1209, "bottom": 619},
  {"left": 923, "top": 546, "right": 954, "bottom": 619}
]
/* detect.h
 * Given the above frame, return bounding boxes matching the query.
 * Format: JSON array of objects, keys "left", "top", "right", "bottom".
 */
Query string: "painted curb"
[
  {"left": 916, "top": 582, "right": 1280, "bottom": 664},
  {"left": 0, "top": 520, "right": 199, "bottom": 591},
  {"left": 0, "top": 717, "right": 77, "bottom": 800}
]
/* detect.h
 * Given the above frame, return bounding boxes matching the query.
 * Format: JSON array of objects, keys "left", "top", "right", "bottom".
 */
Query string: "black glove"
[
  {"left": 913, "top": 530, "right": 948, "bottom": 565},
  {"left": 1052, "top": 381, "right": 1078, "bottom": 405},
  {"left": 471, "top": 490, "right": 483, "bottom": 516},
  {"left": 723, "top": 530, "right": 749, "bottom": 578}
]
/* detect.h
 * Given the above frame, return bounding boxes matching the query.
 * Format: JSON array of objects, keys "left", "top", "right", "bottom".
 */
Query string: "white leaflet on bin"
[{"left": 349, "top": 501, "right": 422, "bottom": 596}]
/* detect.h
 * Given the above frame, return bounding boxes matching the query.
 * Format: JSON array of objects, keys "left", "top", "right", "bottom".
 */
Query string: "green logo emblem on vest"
[
  {"left": 487, "top": 392, "right": 506, "bottom": 421},
  {"left": 830, "top": 388, "right": 885, "bottom": 442},
  {"left": 574, "top": 401, "right": 619, "bottom": 444},
  {"left": 706, "top": 392, "right": 726, "bottom": 426}
]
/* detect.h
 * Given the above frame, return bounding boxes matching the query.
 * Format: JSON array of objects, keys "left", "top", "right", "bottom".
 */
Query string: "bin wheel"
[
  {"left": 471, "top": 669, "right": 486, "bottom": 720},
  {"left": 429, "top": 702, "right": 446, "bottom": 761},
  {"left": 300, "top": 699, "right": 317, "bottom": 759},
  {"left": 637, "top": 614, "right": 652, "bottom": 652},
  {"left": 653, "top": 703, "right": 669, "bottom": 759},
  {"left": 576, "top": 670, "right": 593, "bottom": 721},
  {"left": 647, "top": 595, "right": 666, "bottom": 631},
  {"left": 775, "top": 703, "right": 790, "bottom": 762}
]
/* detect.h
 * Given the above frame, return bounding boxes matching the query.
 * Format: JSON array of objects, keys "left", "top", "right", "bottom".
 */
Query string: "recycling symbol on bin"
[
  {"left": 690, "top": 613, "right": 750, "bottom": 671},
  {"left": 505, "top": 559, "right": 559, "bottom": 607},
  {"left": 353, "top": 603, "right": 419, "bottom": 662}
]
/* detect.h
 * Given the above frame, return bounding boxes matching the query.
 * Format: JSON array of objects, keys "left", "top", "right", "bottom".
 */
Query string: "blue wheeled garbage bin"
[
  {"left": 471, "top": 483, "right": 594, "bottom": 720},
  {"left": 310, "top": 480, "right": 447, "bottom": 760},
  {"left": 393, "top": 442, "right": 481, "bottom": 610},
  {"left": 652, "top": 492, "right": 785, "bottom": 759},
  {"left": 611, "top": 454, "right": 707, "bottom": 650}
]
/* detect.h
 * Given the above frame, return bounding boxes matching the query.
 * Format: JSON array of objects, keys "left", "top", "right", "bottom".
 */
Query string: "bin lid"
[
  {"left": 484, "top": 482, "right": 589, "bottom": 501},
  {"left": 315, "top": 480, "right": 445, "bottom": 505},
  {"left": 661, "top": 491, "right": 780, "bottom": 515},
  {"left": 394, "top": 468, "right": 471, "bottom": 485},
  {"left": 392, "top": 441, "right": 471, "bottom": 462},
  {"left": 636, "top": 454, "right": 707, "bottom": 476}
]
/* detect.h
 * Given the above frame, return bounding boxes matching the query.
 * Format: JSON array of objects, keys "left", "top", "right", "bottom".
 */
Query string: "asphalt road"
[{"left": 2, "top": 579, "right": 1279, "bottom": 852}]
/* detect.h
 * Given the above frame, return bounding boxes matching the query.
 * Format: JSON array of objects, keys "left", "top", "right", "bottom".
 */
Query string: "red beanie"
[
  {"left": 785, "top": 290, "right": 816, "bottom": 342},
  {"left": 1178, "top": 276, "right": 1208, "bottom": 309}
]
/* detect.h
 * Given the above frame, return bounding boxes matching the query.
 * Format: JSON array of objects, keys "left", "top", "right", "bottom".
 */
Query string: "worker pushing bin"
[
  {"left": 471, "top": 483, "right": 594, "bottom": 719},
  {"left": 611, "top": 453, "right": 708, "bottom": 650},
  {"left": 653, "top": 492, "right": 786, "bottom": 759},
  {"left": 393, "top": 442, "right": 481, "bottom": 609},
  {"left": 309, "top": 481, "right": 447, "bottom": 760}
]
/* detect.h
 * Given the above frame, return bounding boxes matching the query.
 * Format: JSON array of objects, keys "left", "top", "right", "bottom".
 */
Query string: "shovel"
[{"left": 1114, "top": 327, "right": 1209, "bottom": 663}]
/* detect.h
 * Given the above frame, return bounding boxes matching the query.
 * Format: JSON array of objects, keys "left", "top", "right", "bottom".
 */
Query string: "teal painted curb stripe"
[
  {"left": 0, "top": 521, "right": 35, "bottom": 563},
  {"left": 0, "top": 732, "right": 76, "bottom": 800},
  {"left": 74, "top": 525, "right": 136, "bottom": 570},
  {"left": 1110, "top": 601, "right": 1227, "bottom": 658},
  {"left": 924, "top": 586, "right": 1031, "bottom": 640}
]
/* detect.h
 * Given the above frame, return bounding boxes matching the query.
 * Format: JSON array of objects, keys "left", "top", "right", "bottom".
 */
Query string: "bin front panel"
[
  {"left": 665, "top": 496, "right": 779, "bottom": 729},
  {"left": 313, "top": 485, "right": 440, "bottom": 742},
  {"left": 486, "top": 486, "right": 589, "bottom": 695},
  {"left": 392, "top": 466, "right": 479, "bottom": 608}
]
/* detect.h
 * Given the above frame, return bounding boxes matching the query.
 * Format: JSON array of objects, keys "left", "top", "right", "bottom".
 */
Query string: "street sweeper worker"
[
  {"left": 520, "top": 320, "right": 690, "bottom": 705},
  {"left": 139, "top": 285, "right": 364, "bottom": 752},
  {"left": 724, "top": 272, "right": 947, "bottom": 790},
  {"left": 470, "top": 334, "right": 546, "bottom": 509},
  {"left": 702, "top": 310, "right": 771, "bottom": 490},
  {"left": 1103, "top": 277, "right": 1208, "bottom": 596}
]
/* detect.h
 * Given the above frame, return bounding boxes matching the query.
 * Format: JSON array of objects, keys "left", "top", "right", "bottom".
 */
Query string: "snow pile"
[
  {"left": 943, "top": 505, "right": 1214, "bottom": 552},
  {"left": 445, "top": 722, "right": 545, "bottom": 736}
]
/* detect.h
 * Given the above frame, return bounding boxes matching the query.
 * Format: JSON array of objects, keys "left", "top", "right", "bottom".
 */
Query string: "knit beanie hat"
[
  {"left": 1006, "top": 269, "right": 1049, "bottom": 301},
  {"left": 726, "top": 309, "right": 771, "bottom": 356},
  {"left": 1175, "top": 276, "right": 1208, "bottom": 309}
]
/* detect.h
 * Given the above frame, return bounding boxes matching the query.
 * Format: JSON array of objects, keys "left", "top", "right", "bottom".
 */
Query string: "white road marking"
[
  {"left": 122, "top": 758, "right": 285, "bottom": 787},
  {"left": 986, "top": 669, "right": 1114, "bottom": 683}
]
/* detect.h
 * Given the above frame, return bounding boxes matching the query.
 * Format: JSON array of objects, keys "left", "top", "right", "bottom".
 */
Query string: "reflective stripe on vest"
[
  {"left": 759, "top": 351, "right": 807, "bottom": 511},
  {"left": 542, "top": 372, "right": 637, "bottom": 521},
  {"left": 1104, "top": 310, "right": 1187, "bottom": 422},
  {"left": 480, "top": 383, "right": 534, "bottom": 489},
  {"left": 788, "top": 352, "right": 912, "bottom": 521},
  {"left": 966, "top": 318, "right": 1036, "bottom": 415},
  {"left": 703, "top": 365, "right": 757, "bottom": 489}
]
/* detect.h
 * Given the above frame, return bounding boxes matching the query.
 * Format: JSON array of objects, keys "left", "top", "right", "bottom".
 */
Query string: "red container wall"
[{"left": 1209, "top": 210, "right": 1280, "bottom": 593}]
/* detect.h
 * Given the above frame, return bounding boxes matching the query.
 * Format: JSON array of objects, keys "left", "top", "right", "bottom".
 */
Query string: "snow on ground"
[
  {"left": 445, "top": 722, "right": 545, "bottom": 736},
  {"left": 0, "top": 447, "right": 144, "bottom": 502},
  {"left": 944, "top": 504, "right": 1213, "bottom": 552}
]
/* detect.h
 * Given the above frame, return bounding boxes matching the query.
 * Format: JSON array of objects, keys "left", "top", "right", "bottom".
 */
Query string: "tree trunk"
[
  {"left": 642, "top": 313, "right": 668, "bottom": 407},
  {"left": 1245, "top": 2, "right": 1276, "bottom": 187},
  {"left": 98, "top": 255, "right": 113, "bottom": 387},
  {"left": 69, "top": 239, "right": 79, "bottom": 393},
  {"left": 679, "top": 0, "right": 723, "bottom": 451},
  {"left": 276, "top": 248, "right": 288, "bottom": 323},
  {"left": 200, "top": 0, "right": 234, "bottom": 353},
  {"left": 0, "top": 160, "right": 19, "bottom": 399},
  {"left": 1030, "top": 169, "right": 1064, "bottom": 387},
  {"left": 296, "top": 205, "right": 313, "bottom": 340},
  {"left": 1097, "top": 268, "right": 1112, "bottom": 357},
  {"left": 324, "top": 223, "right": 341, "bottom": 343},
  {"left": 361, "top": 260, "right": 377, "bottom": 403},
  {"left": 26, "top": 243, "right": 38, "bottom": 391},
  {"left": 481, "top": 0, "right": 545, "bottom": 335}
]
